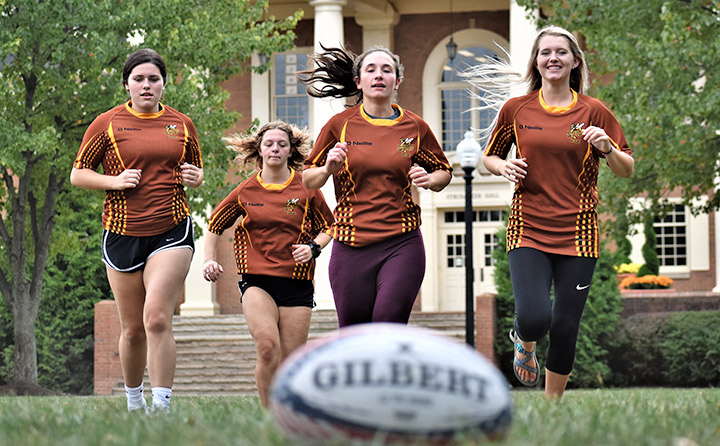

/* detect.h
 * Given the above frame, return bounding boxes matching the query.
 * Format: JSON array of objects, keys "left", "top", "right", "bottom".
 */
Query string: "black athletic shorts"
[
  {"left": 238, "top": 274, "right": 315, "bottom": 308},
  {"left": 102, "top": 217, "right": 194, "bottom": 273}
]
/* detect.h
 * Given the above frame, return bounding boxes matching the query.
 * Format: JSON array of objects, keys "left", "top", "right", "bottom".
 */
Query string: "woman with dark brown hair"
[
  {"left": 71, "top": 48, "right": 203, "bottom": 412},
  {"left": 298, "top": 46, "right": 452, "bottom": 328}
]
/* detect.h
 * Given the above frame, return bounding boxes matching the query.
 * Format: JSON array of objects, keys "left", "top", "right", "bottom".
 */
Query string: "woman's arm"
[
  {"left": 202, "top": 232, "right": 224, "bottom": 282},
  {"left": 302, "top": 165, "right": 333, "bottom": 190},
  {"left": 70, "top": 167, "right": 142, "bottom": 191},
  {"left": 409, "top": 166, "right": 451, "bottom": 192},
  {"left": 303, "top": 142, "right": 348, "bottom": 189},
  {"left": 602, "top": 148, "right": 634, "bottom": 178},
  {"left": 582, "top": 126, "right": 634, "bottom": 178},
  {"left": 483, "top": 154, "right": 527, "bottom": 183}
]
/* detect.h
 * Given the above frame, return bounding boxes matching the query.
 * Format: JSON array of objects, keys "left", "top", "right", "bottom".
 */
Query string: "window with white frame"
[
  {"left": 272, "top": 52, "right": 309, "bottom": 128},
  {"left": 654, "top": 204, "right": 688, "bottom": 267},
  {"left": 441, "top": 46, "right": 501, "bottom": 151},
  {"left": 443, "top": 209, "right": 506, "bottom": 269}
]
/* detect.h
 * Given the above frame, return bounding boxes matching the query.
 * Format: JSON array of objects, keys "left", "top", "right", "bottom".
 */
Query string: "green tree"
[
  {"left": 517, "top": 0, "right": 720, "bottom": 222},
  {"left": 0, "top": 0, "right": 300, "bottom": 390},
  {"left": 0, "top": 186, "right": 109, "bottom": 393}
]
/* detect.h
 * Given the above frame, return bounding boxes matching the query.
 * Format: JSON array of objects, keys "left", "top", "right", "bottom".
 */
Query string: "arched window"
[{"left": 441, "top": 46, "right": 501, "bottom": 151}]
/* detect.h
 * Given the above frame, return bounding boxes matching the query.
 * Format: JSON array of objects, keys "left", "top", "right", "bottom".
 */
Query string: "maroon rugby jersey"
[
  {"left": 74, "top": 102, "right": 203, "bottom": 236},
  {"left": 207, "top": 170, "right": 334, "bottom": 280},
  {"left": 486, "top": 89, "right": 631, "bottom": 258},
  {"left": 305, "top": 104, "right": 452, "bottom": 247}
]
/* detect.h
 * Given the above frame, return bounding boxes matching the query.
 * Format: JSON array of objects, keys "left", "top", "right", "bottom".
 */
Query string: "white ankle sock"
[
  {"left": 151, "top": 387, "right": 172, "bottom": 409},
  {"left": 125, "top": 383, "right": 146, "bottom": 410}
]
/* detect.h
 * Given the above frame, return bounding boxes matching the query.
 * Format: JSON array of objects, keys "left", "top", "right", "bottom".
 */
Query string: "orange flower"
[{"left": 619, "top": 275, "right": 673, "bottom": 290}]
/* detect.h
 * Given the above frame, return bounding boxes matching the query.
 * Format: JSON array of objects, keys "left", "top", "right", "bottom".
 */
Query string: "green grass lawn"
[{"left": 0, "top": 388, "right": 717, "bottom": 446}]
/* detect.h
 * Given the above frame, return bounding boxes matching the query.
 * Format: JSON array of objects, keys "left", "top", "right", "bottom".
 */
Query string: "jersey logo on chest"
[
  {"left": 567, "top": 122, "right": 585, "bottom": 144},
  {"left": 285, "top": 198, "right": 300, "bottom": 214},
  {"left": 397, "top": 137, "right": 415, "bottom": 157},
  {"left": 164, "top": 124, "right": 180, "bottom": 139}
]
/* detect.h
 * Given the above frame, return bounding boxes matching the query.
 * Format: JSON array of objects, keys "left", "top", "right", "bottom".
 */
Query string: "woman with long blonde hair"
[{"left": 465, "top": 26, "right": 634, "bottom": 400}]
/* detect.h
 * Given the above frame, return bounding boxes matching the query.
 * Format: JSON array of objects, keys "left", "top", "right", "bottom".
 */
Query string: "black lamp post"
[{"left": 456, "top": 130, "right": 482, "bottom": 346}]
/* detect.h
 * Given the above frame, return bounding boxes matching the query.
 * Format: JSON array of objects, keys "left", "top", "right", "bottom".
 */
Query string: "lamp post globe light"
[{"left": 456, "top": 130, "right": 482, "bottom": 346}]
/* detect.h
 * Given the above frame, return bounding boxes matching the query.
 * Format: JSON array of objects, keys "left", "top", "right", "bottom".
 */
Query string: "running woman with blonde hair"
[{"left": 464, "top": 26, "right": 634, "bottom": 400}]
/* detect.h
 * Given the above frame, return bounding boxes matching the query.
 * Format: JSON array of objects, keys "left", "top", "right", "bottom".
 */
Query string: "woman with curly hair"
[
  {"left": 298, "top": 46, "right": 452, "bottom": 328},
  {"left": 202, "top": 121, "right": 334, "bottom": 407}
]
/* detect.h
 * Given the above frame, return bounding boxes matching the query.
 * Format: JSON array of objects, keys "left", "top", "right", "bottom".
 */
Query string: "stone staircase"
[{"left": 112, "top": 310, "right": 467, "bottom": 396}]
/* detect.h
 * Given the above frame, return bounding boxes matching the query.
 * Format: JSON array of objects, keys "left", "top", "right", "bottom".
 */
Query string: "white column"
[
  {"left": 180, "top": 216, "right": 220, "bottom": 315},
  {"left": 250, "top": 52, "right": 271, "bottom": 124},
  {"left": 354, "top": 3, "right": 398, "bottom": 50},
  {"left": 309, "top": 0, "right": 347, "bottom": 309}
]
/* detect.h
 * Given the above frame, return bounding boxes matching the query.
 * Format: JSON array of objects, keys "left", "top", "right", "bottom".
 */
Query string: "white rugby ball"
[{"left": 270, "top": 323, "right": 512, "bottom": 445}]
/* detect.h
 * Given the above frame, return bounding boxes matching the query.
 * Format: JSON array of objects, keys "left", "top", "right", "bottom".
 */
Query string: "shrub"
[
  {"left": 661, "top": 311, "right": 720, "bottom": 386},
  {"left": 637, "top": 218, "right": 660, "bottom": 277},
  {"left": 606, "top": 313, "right": 673, "bottom": 386},
  {"left": 606, "top": 311, "right": 720, "bottom": 387}
]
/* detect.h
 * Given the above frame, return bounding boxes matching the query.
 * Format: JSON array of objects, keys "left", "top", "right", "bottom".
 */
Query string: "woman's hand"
[
  {"left": 409, "top": 165, "right": 431, "bottom": 189},
  {"left": 202, "top": 260, "right": 223, "bottom": 282},
  {"left": 291, "top": 244, "right": 314, "bottom": 264},
  {"left": 409, "top": 166, "right": 451, "bottom": 191},
  {"left": 181, "top": 163, "right": 203, "bottom": 188},
  {"left": 325, "top": 143, "right": 348, "bottom": 175},
  {"left": 582, "top": 126, "right": 613, "bottom": 154},
  {"left": 113, "top": 169, "right": 142, "bottom": 190},
  {"left": 501, "top": 158, "right": 527, "bottom": 183}
]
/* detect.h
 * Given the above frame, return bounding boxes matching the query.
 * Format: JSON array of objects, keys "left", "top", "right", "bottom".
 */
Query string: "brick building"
[{"left": 179, "top": 0, "right": 720, "bottom": 317}]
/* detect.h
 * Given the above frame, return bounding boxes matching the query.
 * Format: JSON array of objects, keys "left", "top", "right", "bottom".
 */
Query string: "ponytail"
[
  {"left": 298, "top": 44, "right": 404, "bottom": 107},
  {"left": 297, "top": 44, "right": 361, "bottom": 104}
]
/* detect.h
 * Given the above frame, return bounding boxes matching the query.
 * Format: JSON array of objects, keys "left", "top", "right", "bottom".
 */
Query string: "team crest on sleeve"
[
  {"left": 164, "top": 124, "right": 180, "bottom": 139},
  {"left": 285, "top": 198, "right": 300, "bottom": 214},
  {"left": 397, "top": 137, "right": 415, "bottom": 157},
  {"left": 567, "top": 123, "right": 585, "bottom": 143}
]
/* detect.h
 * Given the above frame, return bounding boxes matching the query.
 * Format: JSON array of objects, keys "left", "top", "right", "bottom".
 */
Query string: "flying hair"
[
  {"left": 223, "top": 121, "right": 311, "bottom": 174},
  {"left": 297, "top": 44, "right": 404, "bottom": 107},
  {"left": 297, "top": 44, "right": 360, "bottom": 103},
  {"left": 460, "top": 25, "right": 589, "bottom": 144},
  {"left": 460, "top": 45, "right": 525, "bottom": 145}
]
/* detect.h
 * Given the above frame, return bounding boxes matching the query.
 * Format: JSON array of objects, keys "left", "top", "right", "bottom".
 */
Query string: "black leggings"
[{"left": 508, "top": 247, "right": 597, "bottom": 375}]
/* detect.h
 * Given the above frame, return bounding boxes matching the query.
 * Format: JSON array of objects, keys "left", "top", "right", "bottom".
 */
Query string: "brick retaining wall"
[
  {"left": 94, "top": 300, "right": 122, "bottom": 396},
  {"left": 620, "top": 290, "right": 720, "bottom": 317}
]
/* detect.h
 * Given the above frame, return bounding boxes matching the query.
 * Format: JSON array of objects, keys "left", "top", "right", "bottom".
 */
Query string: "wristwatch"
[{"left": 307, "top": 240, "right": 322, "bottom": 258}]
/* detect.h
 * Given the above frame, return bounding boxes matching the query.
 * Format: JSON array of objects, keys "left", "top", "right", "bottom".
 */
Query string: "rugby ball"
[{"left": 270, "top": 323, "right": 512, "bottom": 445}]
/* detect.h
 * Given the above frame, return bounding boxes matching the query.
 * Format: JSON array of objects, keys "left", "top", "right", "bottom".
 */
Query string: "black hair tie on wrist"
[{"left": 307, "top": 240, "right": 322, "bottom": 258}]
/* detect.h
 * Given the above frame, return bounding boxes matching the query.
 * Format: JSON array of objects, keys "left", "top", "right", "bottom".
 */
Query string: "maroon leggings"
[{"left": 329, "top": 230, "right": 425, "bottom": 327}]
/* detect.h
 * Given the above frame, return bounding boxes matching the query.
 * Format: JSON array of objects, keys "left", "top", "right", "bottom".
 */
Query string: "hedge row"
[{"left": 606, "top": 310, "right": 720, "bottom": 387}]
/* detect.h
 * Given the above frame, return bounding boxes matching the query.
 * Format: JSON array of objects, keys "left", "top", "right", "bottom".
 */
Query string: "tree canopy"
[
  {"left": 0, "top": 0, "right": 300, "bottom": 387},
  {"left": 517, "top": 0, "right": 720, "bottom": 226}
]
